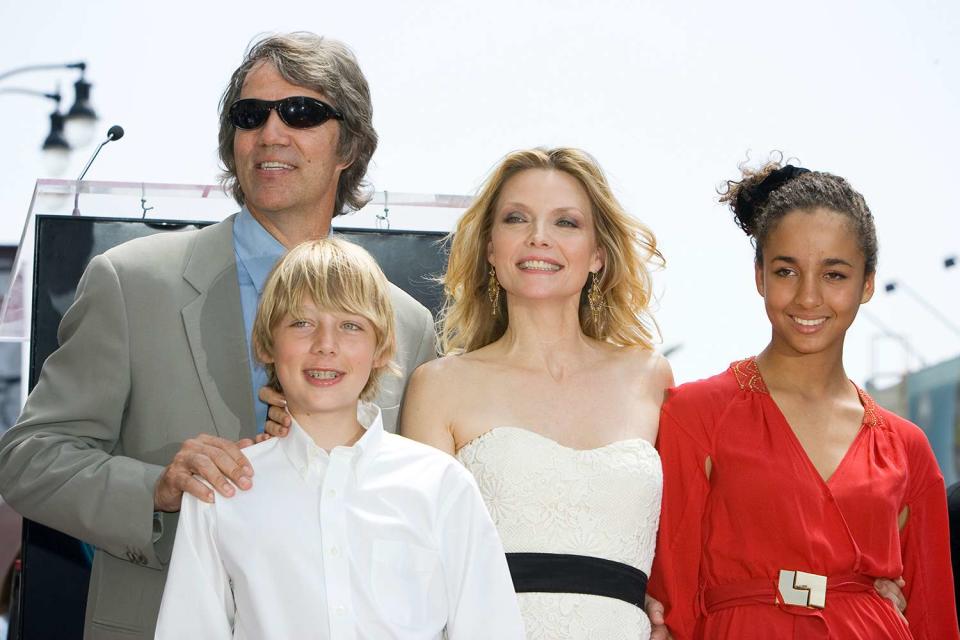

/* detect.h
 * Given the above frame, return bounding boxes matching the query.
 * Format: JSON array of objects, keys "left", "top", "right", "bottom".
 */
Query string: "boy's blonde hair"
[{"left": 252, "top": 238, "right": 399, "bottom": 401}]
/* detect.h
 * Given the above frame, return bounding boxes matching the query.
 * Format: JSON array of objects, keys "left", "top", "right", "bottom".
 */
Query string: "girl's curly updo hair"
[{"left": 720, "top": 155, "right": 878, "bottom": 274}]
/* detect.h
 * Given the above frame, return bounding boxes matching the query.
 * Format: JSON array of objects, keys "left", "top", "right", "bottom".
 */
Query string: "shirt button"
[
  {"left": 327, "top": 488, "right": 337, "bottom": 498},
  {"left": 330, "top": 546, "right": 340, "bottom": 557},
  {"left": 335, "top": 605, "right": 346, "bottom": 616}
]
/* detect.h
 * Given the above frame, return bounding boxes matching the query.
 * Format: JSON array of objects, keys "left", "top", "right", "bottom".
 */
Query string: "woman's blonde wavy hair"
[{"left": 438, "top": 147, "right": 662, "bottom": 354}]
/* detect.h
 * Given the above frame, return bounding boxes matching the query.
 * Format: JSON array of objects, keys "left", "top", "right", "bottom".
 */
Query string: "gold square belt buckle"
[{"left": 777, "top": 569, "right": 827, "bottom": 609}]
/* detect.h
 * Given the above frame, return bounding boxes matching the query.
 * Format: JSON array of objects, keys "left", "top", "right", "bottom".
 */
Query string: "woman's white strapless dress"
[{"left": 457, "top": 427, "right": 662, "bottom": 640}]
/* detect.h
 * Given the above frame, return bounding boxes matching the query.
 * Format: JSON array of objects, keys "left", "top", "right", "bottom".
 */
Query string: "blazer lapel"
[{"left": 181, "top": 215, "right": 257, "bottom": 441}]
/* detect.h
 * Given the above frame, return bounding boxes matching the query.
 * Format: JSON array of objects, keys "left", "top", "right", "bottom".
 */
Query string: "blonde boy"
[{"left": 156, "top": 239, "right": 523, "bottom": 640}]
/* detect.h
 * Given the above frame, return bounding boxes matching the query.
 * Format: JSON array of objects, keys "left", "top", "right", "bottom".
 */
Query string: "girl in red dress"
[{"left": 649, "top": 160, "right": 959, "bottom": 639}]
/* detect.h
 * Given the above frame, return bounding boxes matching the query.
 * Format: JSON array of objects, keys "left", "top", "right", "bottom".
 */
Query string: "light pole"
[
  {"left": 884, "top": 280, "right": 960, "bottom": 340},
  {"left": 0, "top": 87, "right": 72, "bottom": 174},
  {"left": 0, "top": 61, "right": 99, "bottom": 163}
]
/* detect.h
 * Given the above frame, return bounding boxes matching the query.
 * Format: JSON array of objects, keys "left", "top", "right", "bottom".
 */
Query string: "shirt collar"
[
  {"left": 233, "top": 207, "right": 286, "bottom": 295},
  {"left": 353, "top": 402, "right": 384, "bottom": 476},
  {"left": 280, "top": 402, "right": 385, "bottom": 480}
]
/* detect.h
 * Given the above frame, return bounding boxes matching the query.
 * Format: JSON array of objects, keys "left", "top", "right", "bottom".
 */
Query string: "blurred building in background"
[{"left": 869, "top": 355, "right": 960, "bottom": 486}]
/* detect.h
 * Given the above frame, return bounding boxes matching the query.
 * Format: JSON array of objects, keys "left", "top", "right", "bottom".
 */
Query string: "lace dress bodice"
[{"left": 457, "top": 427, "right": 662, "bottom": 640}]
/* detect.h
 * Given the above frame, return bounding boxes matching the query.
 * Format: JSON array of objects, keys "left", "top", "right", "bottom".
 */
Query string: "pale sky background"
[{"left": 0, "top": 0, "right": 957, "bottom": 388}]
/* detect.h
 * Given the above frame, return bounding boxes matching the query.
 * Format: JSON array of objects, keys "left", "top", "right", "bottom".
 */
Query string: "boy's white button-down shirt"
[{"left": 155, "top": 403, "right": 524, "bottom": 640}]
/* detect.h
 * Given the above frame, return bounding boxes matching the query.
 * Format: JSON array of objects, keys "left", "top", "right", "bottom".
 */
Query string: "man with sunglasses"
[{"left": 0, "top": 32, "right": 436, "bottom": 640}]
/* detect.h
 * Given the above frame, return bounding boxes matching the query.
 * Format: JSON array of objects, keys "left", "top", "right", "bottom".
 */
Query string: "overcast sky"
[{"left": 0, "top": 0, "right": 957, "bottom": 387}]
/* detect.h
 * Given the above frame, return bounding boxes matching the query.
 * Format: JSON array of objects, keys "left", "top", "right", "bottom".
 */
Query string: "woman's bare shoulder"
[
  {"left": 609, "top": 344, "right": 671, "bottom": 372},
  {"left": 608, "top": 346, "right": 675, "bottom": 397},
  {"left": 410, "top": 351, "right": 492, "bottom": 387}
]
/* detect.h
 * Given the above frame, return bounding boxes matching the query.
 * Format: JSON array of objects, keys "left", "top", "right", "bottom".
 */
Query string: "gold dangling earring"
[
  {"left": 487, "top": 266, "right": 500, "bottom": 316},
  {"left": 588, "top": 271, "right": 603, "bottom": 327}
]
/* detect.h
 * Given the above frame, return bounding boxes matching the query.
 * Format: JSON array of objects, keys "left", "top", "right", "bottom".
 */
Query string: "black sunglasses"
[{"left": 229, "top": 96, "right": 345, "bottom": 130}]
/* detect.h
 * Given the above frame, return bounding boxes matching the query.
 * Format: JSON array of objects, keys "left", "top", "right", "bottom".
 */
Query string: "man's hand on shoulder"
[
  {"left": 259, "top": 386, "right": 291, "bottom": 440},
  {"left": 153, "top": 434, "right": 255, "bottom": 512}
]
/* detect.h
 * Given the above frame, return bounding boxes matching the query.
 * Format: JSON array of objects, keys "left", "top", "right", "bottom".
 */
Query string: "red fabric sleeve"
[
  {"left": 649, "top": 388, "right": 716, "bottom": 640},
  {"left": 899, "top": 424, "right": 960, "bottom": 639}
]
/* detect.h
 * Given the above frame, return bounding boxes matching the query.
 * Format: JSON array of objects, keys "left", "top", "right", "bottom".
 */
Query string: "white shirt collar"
[{"left": 279, "top": 402, "right": 384, "bottom": 480}]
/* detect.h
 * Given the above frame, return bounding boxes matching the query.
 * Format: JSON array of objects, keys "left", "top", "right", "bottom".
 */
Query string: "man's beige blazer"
[{"left": 0, "top": 215, "right": 436, "bottom": 639}]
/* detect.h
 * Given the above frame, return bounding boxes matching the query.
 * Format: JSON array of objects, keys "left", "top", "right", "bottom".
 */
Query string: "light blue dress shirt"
[{"left": 233, "top": 208, "right": 286, "bottom": 432}]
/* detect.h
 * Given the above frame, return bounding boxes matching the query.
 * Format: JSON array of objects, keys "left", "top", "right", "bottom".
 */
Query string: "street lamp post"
[
  {"left": 884, "top": 280, "right": 960, "bottom": 340},
  {"left": 0, "top": 61, "right": 99, "bottom": 162},
  {"left": 0, "top": 87, "right": 72, "bottom": 174}
]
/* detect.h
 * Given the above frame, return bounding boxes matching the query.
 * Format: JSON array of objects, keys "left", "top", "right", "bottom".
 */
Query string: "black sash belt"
[{"left": 505, "top": 552, "right": 648, "bottom": 608}]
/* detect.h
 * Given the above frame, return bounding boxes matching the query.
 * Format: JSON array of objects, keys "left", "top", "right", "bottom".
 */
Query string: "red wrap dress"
[{"left": 649, "top": 358, "right": 959, "bottom": 639}]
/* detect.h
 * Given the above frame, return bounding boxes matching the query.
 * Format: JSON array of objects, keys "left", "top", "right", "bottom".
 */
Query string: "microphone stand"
[{"left": 72, "top": 126, "right": 123, "bottom": 216}]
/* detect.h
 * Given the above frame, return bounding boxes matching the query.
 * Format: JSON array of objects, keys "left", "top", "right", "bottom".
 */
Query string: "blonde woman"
[{"left": 401, "top": 148, "right": 672, "bottom": 639}]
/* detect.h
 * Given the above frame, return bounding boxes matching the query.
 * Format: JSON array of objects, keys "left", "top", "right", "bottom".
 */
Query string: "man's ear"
[
  {"left": 335, "top": 142, "right": 355, "bottom": 173},
  {"left": 754, "top": 261, "right": 765, "bottom": 297},
  {"left": 861, "top": 271, "right": 876, "bottom": 304}
]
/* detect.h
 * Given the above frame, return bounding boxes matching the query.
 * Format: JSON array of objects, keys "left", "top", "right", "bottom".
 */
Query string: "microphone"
[
  {"left": 72, "top": 125, "right": 125, "bottom": 216},
  {"left": 105, "top": 125, "right": 124, "bottom": 142}
]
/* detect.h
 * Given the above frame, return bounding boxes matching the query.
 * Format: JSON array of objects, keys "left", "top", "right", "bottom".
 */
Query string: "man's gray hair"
[{"left": 217, "top": 32, "right": 378, "bottom": 216}]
